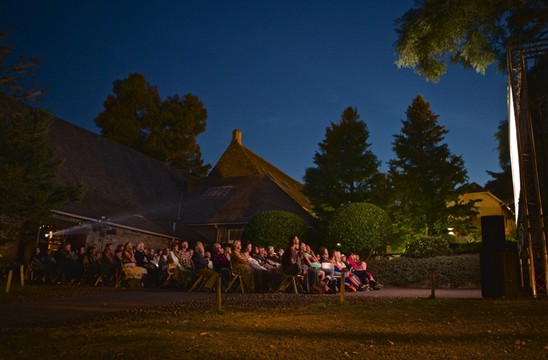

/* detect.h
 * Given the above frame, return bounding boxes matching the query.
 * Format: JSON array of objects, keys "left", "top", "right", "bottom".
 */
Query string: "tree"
[
  {"left": 241, "top": 210, "right": 307, "bottom": 251},
  {"left": 0, "top": 108, "right": 84, "bottom": 249},
  {"left": 0, "top": 29, "right": 46, "bottom": 103},
  {"left": 326, "top": 202, "right": 391, "bottom": 257},
  {"left": 95, "top": 73, "right": 210, "bottom": 177},
  {"left": 394, "top": 0, "right": 548, "bottom": 82},
  {"left": 303, "top": 107, "right": 382, "bottom": 219},
  {"left": 388, "top": 95, "right": 478, "bottom": 238},
  {"left": 484, "top": 120, "right": 514, "bottom": 203},
  {"left": 0, "top": 30, "right": 82, "bottom": 261}
]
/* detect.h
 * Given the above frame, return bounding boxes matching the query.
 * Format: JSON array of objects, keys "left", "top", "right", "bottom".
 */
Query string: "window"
[
  {"left": 228, "top": 228, "right": 242, "bottom": 242},
  {"left": 202, "top": 186, "right": 233, "bottom": 197}
]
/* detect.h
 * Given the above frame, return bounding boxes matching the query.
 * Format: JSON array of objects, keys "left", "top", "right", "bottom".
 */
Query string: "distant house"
[
  {"left": 459, "top": 183, "right": 516, "bottom": 237},
  {"left": 178, "top": 129, "right": 315, "bottom": 244}
]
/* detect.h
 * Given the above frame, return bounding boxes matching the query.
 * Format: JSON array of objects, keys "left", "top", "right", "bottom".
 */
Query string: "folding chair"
[
  {"left": 277, "top": 273, "right": 301, "bottom": 294},
  {"left": 225, "top": 272, "right": 244, "bottom": 293},
  {"left": 188, "top": 273, "right": 206, "bottom": 292},
  {"left": 24, "top": 264, "right": 36, "bottom": 282}
]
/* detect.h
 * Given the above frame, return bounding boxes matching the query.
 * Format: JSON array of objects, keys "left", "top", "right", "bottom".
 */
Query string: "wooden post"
[
  {"left": 5, "top": 269, "right": 13, "bottom": 293},
  {"left": 20, "top": 264, "right": 25, "bottom": 287},
  {"left": 216, "top": 276, "right": 222, "bottom": 312},
  {"left": 429, "top": 269, "right": 436, "bottom": 299},
  {"left": 339, "top": 272, "right": 345, "bottom": 305}
]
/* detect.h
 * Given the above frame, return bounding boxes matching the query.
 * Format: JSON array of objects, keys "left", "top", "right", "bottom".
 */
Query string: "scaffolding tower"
[{"left": 507, "top": 40, "right": 548, "bottom": 297}]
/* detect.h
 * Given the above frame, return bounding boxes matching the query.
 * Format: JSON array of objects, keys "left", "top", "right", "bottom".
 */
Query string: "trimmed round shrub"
[
  {"left": 404, "top": 236, "right": 451, "bottom": 258},
  {"left": 241, "top": 210, "right": 307, "bottom": 250},
  {"left": 326, "top": 202, "right": 391, "bottom": 254}
]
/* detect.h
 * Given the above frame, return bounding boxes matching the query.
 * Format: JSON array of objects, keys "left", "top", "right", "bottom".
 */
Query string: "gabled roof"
[
  {"left": 208, "top": 129, "right": 311, "bottom": 214},
  {"left": 179, "top": 175, "right": 314, "bottom": 226},
  {"left": 48, "top": 116, "right": 191, "bottom": 238}
]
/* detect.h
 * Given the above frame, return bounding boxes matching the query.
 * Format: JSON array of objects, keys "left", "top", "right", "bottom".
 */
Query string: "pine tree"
[
  {"left": 303, "top": 107, "right": 381, "bottom": 219},
  {"left": 388, "top": 95, "right": 477, "bottom": 237},
  {"left": 0, "top": 30, "right": 82, "bottom": 253},
  {"left": 0, "top": 108, "right": 84, "bottom": 246}
]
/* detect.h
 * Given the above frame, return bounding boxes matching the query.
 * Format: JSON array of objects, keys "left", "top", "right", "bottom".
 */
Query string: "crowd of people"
[{"left": 27, "top": 235, "right": 382, "bottom": 293}]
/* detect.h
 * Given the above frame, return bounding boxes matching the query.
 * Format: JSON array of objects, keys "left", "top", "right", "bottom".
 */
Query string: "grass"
[{"left": 1, "top": 284, "right": 547, "bottom": 359}]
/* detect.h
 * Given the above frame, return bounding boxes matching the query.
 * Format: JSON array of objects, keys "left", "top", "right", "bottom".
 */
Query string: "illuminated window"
[{"left": 228, "top": 228, "right": 242, "bottom": 242}]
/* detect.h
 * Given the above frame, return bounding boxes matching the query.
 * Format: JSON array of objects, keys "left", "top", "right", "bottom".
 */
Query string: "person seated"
[
  {"left": 134, "top": 242, "right": 147, "bottom": 269},
  {"left": 244, "top": 243, "right": 271, "bottom": 292},
  {"left": 82, "top": 245, "right": 101, "bottom": 285},
  {"left": 56, "top": 242, "right": 80, "bottom": 284},
  {"left": 281, "top": 235, "right": 320, "bottom": 293},
  {"left": 28, "top": 247, "right": 48, "bottom": 282},
  {"left": 266, "top": 246, "right": 281, "bottom": 264},
  {"left": 332, "top": 250, "right": 366, "bottom": 291},
  {"left": 121, "top": 242, "right": 147, "bottom": 286},
  {"left": 212, "top": 243, "right": 231, "bottom": 286},
  {"left": 346, "top": 253, "right": 383, "bottom": 290},
  {"left": 166, "top": 242, "right": 194, "bottom": 288},
  {"left": 229, "top": 240, "right": 255, "bottom": 292},
  {"left": 192, "top": 242, "right": 220, "bottom": 291},
  {"left": 143, "top": 247, "right": 161, "bottom": 287},
  {"left": 99, "top": 243, "right": 116, "bottom": 286},
  {"left": 300, "top": 242, "right": 325, "bottom": 282},
  {"left": 40, "top": 248, "right": 59, "bottom": 283},
  {"left": 178, "top": 241, "right": 194, "bottom": 271}
]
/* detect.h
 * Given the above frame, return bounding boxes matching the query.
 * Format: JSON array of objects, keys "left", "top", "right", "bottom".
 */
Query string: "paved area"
[{"left": 0, "top": 287, "right": 481, "bottom": 327}]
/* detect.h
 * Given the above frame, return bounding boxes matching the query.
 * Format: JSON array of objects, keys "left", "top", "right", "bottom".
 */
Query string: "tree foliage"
[
  {"left": 241, "top": 210, "right": 307, "bottom": 251},
  {"left": 326, "top": 202, "right": 391, "bottom": 255},
  {"left": 95, "top": 73, "right": 210, "bottom": 177},
  {"left": 0, "top": 29, "right": 82, "bottom": 253},
  {"left": 303, "top": 107, "right": 382, "bottom": 219},
  {"left": 404, "top": 235, "right": 451, "bottom": 258},
  {"left": 0, "top": 108, "right": 84, "bottom": 246},
  {"left": 484, "top": 120, "right": 514, "bottom": 203},
  {"left": 394, "top": 0, "right": 548, "bottom": 82},
  {"left": 0, "top": 29, "right": 45, "bottom": 102},
  {"left": 388, "top": 95, "right": 478, "bottom": 238}
]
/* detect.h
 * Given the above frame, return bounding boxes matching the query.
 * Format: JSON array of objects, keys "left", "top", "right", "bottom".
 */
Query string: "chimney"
[{"left": 232, "top": 129, "right": 242, "bottom": 144}]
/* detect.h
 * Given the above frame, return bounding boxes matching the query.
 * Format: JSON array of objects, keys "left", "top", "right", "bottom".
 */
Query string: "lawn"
[{"left": 0, "top": 285, "right": 547, "bottom": 359}]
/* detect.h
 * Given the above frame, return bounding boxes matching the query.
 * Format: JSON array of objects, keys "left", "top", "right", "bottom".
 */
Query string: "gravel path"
[{"left": 0, "top": 287, "right": 481, "bottom": 328}]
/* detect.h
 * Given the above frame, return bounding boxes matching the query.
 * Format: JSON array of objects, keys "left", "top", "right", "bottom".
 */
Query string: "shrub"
[
  {"left": 404, "top": 235, "right": 451, "bottom": 258},
  {"left": 326, "top": 202, "right": 391, "bottom": 254},
  {"left": 368, "top": 254, "right": 481, "bottom": 288},
  {"left": 241, "top": 210, "right": 307, "bottom": 250},
  {"left": 449, "top": 241, "right": 482, "bottom": 254}
]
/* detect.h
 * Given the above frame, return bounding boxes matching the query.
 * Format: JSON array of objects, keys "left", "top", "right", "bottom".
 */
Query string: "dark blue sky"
[{"left": 1, "top": 1, "right": 507, "bottom": 185}]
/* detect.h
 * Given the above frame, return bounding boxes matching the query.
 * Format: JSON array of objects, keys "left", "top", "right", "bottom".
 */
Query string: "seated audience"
[
  {"left": 230, "top": 240, "right": 255, "bottom": 292},
  {"left": 192, "top": 242, "right": 220, "bottom": 291},
  {"left": 121, "top": 242, "right": 147, "bottom": 284}
]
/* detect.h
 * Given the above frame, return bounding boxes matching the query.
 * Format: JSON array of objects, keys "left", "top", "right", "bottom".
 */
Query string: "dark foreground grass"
[{"left": 0, "top": 286, "right": 547, "bottom": 360}]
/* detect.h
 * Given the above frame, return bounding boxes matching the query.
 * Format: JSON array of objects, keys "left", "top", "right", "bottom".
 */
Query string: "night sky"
[{"left": 1, "top": 1, "right": 508, "bottom": 186}]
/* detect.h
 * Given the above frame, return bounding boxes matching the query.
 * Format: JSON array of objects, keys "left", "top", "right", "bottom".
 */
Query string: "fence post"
[
  {"left": 20, "top": 264, "right": 25, "bottom": 287},
  {"left": 216, "top": 276, "right": 222, "bottom": 312},
  {"left": 339, "top": 272, "right": 345, "bottom": 304},
  {"left": 429, "top": 269, "right": 436, "bottom": 299},
  {"left": 5, "top": 269, "right": 13, "bottom": 293}
]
